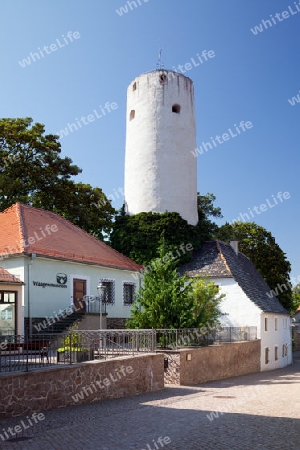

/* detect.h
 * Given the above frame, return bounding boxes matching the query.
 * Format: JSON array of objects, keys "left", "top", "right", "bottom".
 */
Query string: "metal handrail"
[{"left": 0, "top": 327, "right": 257, "bottom": 374}]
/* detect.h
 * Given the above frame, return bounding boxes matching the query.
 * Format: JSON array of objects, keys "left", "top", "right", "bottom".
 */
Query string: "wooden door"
[{"left": 73, "top": 279, "right": 86, "bottom": 313}]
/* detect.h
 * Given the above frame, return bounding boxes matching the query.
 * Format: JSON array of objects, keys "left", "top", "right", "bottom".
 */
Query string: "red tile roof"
[
  {"left": 0, "top": 267, "right": 22, "bottom": 284},
  {"left": 0, "top": 203, "right": 141, "bottom": 271}
]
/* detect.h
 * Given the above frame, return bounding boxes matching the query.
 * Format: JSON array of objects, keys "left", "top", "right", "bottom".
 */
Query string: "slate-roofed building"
[
  {"left": 180, "top": 240, "right": 292, "bottom": 370},
  {"left": 0, "top": 203, "right": 142, "bottom": 333}
]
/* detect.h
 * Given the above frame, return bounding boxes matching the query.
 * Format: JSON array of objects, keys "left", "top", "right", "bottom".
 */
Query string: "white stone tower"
[{"left": 124, "top": 70, "right": 198, "bottom": 225}]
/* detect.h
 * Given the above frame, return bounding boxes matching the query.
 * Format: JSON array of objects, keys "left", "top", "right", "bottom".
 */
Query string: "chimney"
[{"left": 230, "top": 240, "right": 238, "bottom": 255}]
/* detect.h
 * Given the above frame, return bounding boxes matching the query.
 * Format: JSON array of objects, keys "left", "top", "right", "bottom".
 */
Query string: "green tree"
[
  {"left": 215, "top": 221, "right": 292, "bottom": 311},
  {"left": 0, "top": 117, "right": 115, "bottom": 239},
  {"left": 188, "top": 277, "right": 223, "bottom": 328},
  {"left": 126, "top": 244, "right": 223, "bottom": 329},
  {"left": 110, "top": 193, "right": 222, "bottom": 265},
  {"left": 291, "top": 283, "right": 300, "bottom": 315},
  {"left": 197, "top": 192, "right": 222, "bottom": 237}
]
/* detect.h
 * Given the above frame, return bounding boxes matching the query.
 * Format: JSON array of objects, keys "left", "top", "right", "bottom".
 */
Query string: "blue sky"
[{"left": 1, "top": 0, "right": 299, "bottom": 282}]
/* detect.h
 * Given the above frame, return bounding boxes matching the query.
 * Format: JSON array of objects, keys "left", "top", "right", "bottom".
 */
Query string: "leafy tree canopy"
[
  {"left": 291, "top": 283, "right": 300, "bottom": 315},
  {"left": 110, "top": 193, "right": 222, "bottom": 265},
  {"left": 126, "top": 243, "right": 223, "bottom": 329},
  {"left": 214, "top": 221, "right": 292, "bottom": 311},
  {"left": 0, "top": 117, "right": 115, "bottom": 239}
]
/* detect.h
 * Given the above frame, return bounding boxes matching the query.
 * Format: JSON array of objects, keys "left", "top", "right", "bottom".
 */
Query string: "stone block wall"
[
  {"left": 163, "top": 340, "right": 261, "bottom": 385},
  {"left": 0, "top": 353, "right": 164, "bottom": 418},
  {"left": 77, "top": 314, "right": 107, "bottom": 330},
  {"left": 163, "top": 352, "right": 180, "bottom": 385},
  {"left": 106, "top": 318, "right": 127, "bottom": 329}
]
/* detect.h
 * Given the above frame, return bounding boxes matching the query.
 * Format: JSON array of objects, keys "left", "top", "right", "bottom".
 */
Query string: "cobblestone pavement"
[{"left": 1, "top": 355, "right": 300, "bottom": 450}]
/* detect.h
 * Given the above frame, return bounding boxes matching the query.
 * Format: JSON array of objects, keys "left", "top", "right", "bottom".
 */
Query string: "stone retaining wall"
[
  {"left": 106, "top": 318, "right": 127, "bottom": 329},
  {"left": 163, "top": 340, "right": 261, "bottom": 385},
  {"left": 77, "top": 314, "right": 107, "bottom": 330},
  {"left": 0, "top": 353, "right": 164, "bottom": 418}
]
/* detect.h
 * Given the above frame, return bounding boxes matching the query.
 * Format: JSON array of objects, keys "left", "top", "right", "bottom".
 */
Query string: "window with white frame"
[
  {"left": 0, "top": 291, "right": 16, "bottom": 334},
  {"left": 123, "top": 282, "right": 136, "bottom": 305},
  {"left": 99, "top": 279, "right": 115, "bottom": 305}
]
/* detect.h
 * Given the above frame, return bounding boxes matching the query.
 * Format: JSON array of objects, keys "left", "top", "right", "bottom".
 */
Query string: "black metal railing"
[
  {"left": 0, "top": 327, "right": 257, "bottom": 374},
  {"left": 156, "top": 326, "right": 257, "bottom": 350},
  {"left": 0, "top": 330, "right": 156, "bottom": 374}
]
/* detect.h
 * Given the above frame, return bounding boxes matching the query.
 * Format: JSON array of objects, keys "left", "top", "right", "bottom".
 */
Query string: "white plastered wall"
[
  {"left": 0, "top": 256, "right": 141, "bottom": 322},
  {"left": 260, "top": 313, "right": 292, "bottom": 370},
  {"left": 213, "top": 277, "right": 261, "bottom": 329},
  {"left": 124, "top": 70, "right": 198, "bottom": 225},
  {"left": 212, "top": 277, "right": 292, "bottom": 370}
]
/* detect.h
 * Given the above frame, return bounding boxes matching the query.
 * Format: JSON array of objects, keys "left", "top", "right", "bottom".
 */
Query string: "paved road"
[{"left": 1, "top": 355, "right": 300, "bottom": 450}]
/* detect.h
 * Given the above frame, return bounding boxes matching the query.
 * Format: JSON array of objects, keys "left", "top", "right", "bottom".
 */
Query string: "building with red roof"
[{"left": 0, "top": 203, "right": 142, "bottom": 334}]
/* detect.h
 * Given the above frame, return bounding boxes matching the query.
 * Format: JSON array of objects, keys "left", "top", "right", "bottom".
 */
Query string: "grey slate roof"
[{"left": 180, "top": 241, "right": 289, "bottom": 315}]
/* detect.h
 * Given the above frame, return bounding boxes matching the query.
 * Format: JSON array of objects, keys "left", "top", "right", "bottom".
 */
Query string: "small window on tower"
[
  {"left": 172, "top": 104, "right": 181, "bottom": 114},
  {"left": 133, "top": 82, "right": 137, "bottom": 91},
  {"left": 130, "top": 110, "right": 135, "bottom": 121}
]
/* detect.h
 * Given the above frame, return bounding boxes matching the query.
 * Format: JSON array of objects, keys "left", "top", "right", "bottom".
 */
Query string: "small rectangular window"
[
  {"left": 275, "top": 318, "right": 278, "bottom": 331},
  {"left": 172, "top": 104, "right": 181, "bottom": 114},
  {"left": 99, "top": 279, "right": 115, "bottom": 305},
  {"left": 123, "top": 282, "right": 136, "bottom": 305},
  {"left": 275, "top": 346, "right": 278, "bottom": 361},
  {"left": 3, "top": 292, "right": 16, "bottom": 303},
  {"left": 265, "top": 318, "right": 268, "bottom": 331},
  {"left": 265, "top": 347, "right": 269, "bottom": 364}
]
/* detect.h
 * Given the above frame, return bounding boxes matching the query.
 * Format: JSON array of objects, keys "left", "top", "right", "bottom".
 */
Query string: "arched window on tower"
[
  {"left": 172, "top": 104, "right": 181, "bottom": 114},
  {"left": 133, "top": 82, "right": 137, "bottom": 91},
  {"left": 130, "top": 110, "right": 135, "bottom": 121}
]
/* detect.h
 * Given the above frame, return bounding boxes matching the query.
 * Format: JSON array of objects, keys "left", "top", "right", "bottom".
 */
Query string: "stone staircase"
[{"left": 34, "top": 308, "right": 85, "bottom": 336}]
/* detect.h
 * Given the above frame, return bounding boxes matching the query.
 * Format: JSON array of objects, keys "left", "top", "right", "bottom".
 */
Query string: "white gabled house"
[
  {"left": 0, "top": 203, "right": 142, "bottom": 334},
  {"left": 181, "top": 240, "right": 292, "bottom": 371}
]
